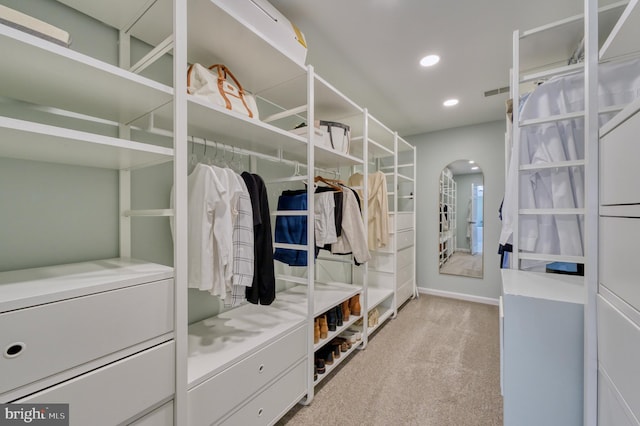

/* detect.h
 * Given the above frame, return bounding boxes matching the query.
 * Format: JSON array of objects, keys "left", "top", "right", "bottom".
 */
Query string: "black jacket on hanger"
[{"left": 241, "top": 172, "right": 275, "bottom": 305}]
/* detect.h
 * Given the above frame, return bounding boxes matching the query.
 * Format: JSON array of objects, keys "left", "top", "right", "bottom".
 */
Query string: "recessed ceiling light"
[
  {"left": 468, "top": 160, "right": 475, "bottom": 164},
  {"left": 420, "top": 54, "right": 440, "bottom": 67},
  {"left": 443, "top": 99, "right": 459, "bottom": 107},
  {"left": 471, "top": 166, "right": 479, "bottom": 170}
]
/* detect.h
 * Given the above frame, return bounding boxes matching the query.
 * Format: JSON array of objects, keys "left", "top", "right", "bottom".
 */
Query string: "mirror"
[{"left": 439, "top": 160, "right": 484, "bottom": 278}]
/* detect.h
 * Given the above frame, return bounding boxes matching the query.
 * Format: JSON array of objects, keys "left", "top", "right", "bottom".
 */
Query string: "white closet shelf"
[
  {"left": 518, "top": 2, "right": 626, "bottom": 73},
  {"left": 397, "top": 173, "right": 414, "bottom": 182},
  {"left": 601, "top": 95, "right": 640, "bottom": 136},
  {"left": 0, "top": 24, "right": 173, "bottom": 125},
  {"left": 0, "top": 116, "right": 173, "bottom": 170},
  {"left": 314, "top": 339, "right": 363, "bottom": 386},
  {"left": 56, "top": 0, "right": 167, "bottom": 33},
  {"left": 501, "top": 269, "right": 584, "bottom": 304},
  {"left": 313, "top": 313, "right": 363, "bottom": 352},
  {"left": 520, "top": 111, "right": 585, "bottom": 127},
  {"left": 277, "top": 282, "right": 362, "bottom": 317},
  {"left": 367, "top": 287, "right": 394, "bottom": 311},
  {"left": 150, "top": 96, "right": 363, "bottom": 169},
  {"left": 187, "top": 303, "right": 306, "bottom": 389},
  {"left": 0, "top": 258, "right": 173, "bottom": 313},
  {"left": 600, "top": 0, "right": 640, "bottom": 60},
  {"left": 367, "top": 306, "right": 394, "bottom": 334}
]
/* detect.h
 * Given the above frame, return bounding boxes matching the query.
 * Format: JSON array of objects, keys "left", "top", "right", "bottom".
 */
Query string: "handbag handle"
[
  {"left": 208, "top": 64, "right": 254, "bottom": 119},
  {"left": 208, "top": 64, "right": 247, "bottom": 95}
]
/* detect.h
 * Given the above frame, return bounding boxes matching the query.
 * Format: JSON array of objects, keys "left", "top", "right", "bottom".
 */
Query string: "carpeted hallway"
[{"left": 278, "top": 295, "right": 503, "bottom": 426}]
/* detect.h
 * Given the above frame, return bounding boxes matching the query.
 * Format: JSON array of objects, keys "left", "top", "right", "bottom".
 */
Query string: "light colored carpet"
[
  {"left": 277, "top": 295, "right": 503, "bottom": 426},
  {"left": 440, "top": 252, "right": 483, "bottom": 278}
]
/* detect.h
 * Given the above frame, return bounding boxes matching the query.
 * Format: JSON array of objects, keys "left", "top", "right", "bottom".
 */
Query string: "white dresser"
[
  {"left": 500, "top": 269, "right": 584, "bottom": 426},
  {"left": 598, "top": 98, "right": 640, "bottom": 426}
]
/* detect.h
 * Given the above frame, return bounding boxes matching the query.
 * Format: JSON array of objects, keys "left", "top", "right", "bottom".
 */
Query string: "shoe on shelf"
[
  {"left": 314, "top": 318, "right": 320, "bottom": 344},
  {"left": 323, "top": 348, "right": 334, "bottom": 365},
  {"left": 326, "top": 307, "right": 337, "bottom": 331},
  {"left": 333, "top": 337, "right": 350, "bottom": 351},
  {"left": 349, "top": 294, "right": 361, "bottom": 317},
  {"left": 319, "top": 315, "right": 329, "bottom": 339},
  {"left": 336, "top": 304, "right": 343, "bottom": 327},
  {"left": 341, "top": 329, "right": 361, "bottom": 342},
  {"left": 331, "top": 342, "right": 341, "bottom": 359},
  {"left": 315, "top": 357, "right": 326, "bottom": 374},
  {"left": 368, "top": 308, "right": 379, "bottom": 328},
  {"left": 346, "top": 327, "right": 363, "bottom": 341},
  {"left": 342, "top": 299, "right": 350, "bottom": 321}
]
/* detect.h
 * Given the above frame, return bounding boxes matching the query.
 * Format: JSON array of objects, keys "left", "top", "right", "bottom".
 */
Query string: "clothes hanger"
[
  {"left": 314, "top": 175, "right": 342, "bottom": 192},
  {"left": 188, "top": 136, "right": 198, "bottom": 170}
]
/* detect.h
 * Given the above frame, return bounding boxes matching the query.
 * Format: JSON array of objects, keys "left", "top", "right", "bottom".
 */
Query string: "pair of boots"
[
  {"left": 349, "top": 294, "right": 361, "bottom": 317},
  {"left": 314, "top": 316, "right": 328, "bottom": 344}
]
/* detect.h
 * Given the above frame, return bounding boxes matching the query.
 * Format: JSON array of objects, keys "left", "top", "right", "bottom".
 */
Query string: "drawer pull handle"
[
  {"left": 4, "top": 342, "right": 25, "bottom": 359},
  {"left": 258, "top": 408, "right": 264, "bottom": 417},
  {"left": 258, "top": 364, "right": 265, "bottom": 373}
]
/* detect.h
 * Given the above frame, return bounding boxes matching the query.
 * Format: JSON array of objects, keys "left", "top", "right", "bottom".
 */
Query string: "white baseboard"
[{"left": 418, "top": 288, "right": 499, "bottom": 306}]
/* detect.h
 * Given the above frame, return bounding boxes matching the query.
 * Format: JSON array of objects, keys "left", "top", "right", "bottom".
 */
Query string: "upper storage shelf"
[
  {"left": 517, "top": 2, "right": 626, "bottom": 78},
  {"left": 600, "top": 0, "right": 640, "bottom": 60},
  {"left": 0, "top": 24, "right": 173, "bottom": 125}
]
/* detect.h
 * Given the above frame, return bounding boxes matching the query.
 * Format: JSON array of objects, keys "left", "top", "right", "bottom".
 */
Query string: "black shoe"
[
  {"left": 327, "top": 307, "right": 337, "bottom": 331},
  {"left": 336, "top": 304, "right": 343, "bottom": 327},
  {"left": 315, "top": 357, "right": 326, "bottom": 374},
  {"left": 324, "top": 348, "right": 334, "bottom": 365}
]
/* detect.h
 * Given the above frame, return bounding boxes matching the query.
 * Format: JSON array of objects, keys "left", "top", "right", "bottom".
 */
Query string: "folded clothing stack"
[{"left": 0, "top": 4, "right": 71, "bottom": 47}]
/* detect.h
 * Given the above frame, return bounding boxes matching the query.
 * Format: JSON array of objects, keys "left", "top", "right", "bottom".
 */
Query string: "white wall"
[{"left": 406, "top": 120, "right": 505, "bottom": 300}]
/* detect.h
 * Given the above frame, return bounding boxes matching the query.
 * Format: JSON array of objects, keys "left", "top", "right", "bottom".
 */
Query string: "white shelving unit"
[
  {"left": 439, "top": 167, "right": 456, "bottom": 266},
  {"left": 504, "top": 1, "right": 640, "bottom": 425},
  {"left": 1, "top": 0, "right": 418, "bottom": 424}
]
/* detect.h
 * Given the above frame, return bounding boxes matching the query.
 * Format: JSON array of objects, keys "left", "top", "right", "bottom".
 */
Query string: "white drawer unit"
[
  {"left": 219, "top": 360, "right": 307, "bottom": 426},
  {"left": 597, "top": 295, "right": 640, "bottom": 422},
  {"left": 17, "top": 341, "right": 175, "bottom": 426},
  {"left": 397, "top": 246, "right": 414, "bottom": 270},
  {"left": 389, "top": 212, "right": 414, "bottom": 232},
  {"left": 0, "top": 278, "right": 174, "bottom": 396},
  {"left": 395, "top": 228, "right": 414, "bottom": 251},
  {"left": 188, "top": 323, "right": 306, "bottom": 425},
  {"left": 600, "top": 105, "right": 640, "bottom": 206},
  {"left": 129, "top": 402, "right": 174, "bottom": 426},
  {"left": 599, "top": 369, "right": 640, "bottom": 426},
  {"left": 600, "top": 216, "right": 640, "bottom": 312}
]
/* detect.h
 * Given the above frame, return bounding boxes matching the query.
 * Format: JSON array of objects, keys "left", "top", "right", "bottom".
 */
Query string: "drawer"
[
  {"left": 397, "top": 246, "right": 414, "bottom": 269},
  {"left": 598, "top": 295, "right": 640, "bottom": 422},
  {"left": 188, "top": 324, "right": 306, "bottom": 426},
  {"left": 600, "top": 216, "right": 640, "bottom": 312},
  {"left": 389, "top": 213, "right": 414, "bottom": 232},
  {"left": 129, "top": 401, "right": 173, "bottom": 426},
  {"left": 598, "top": 369, "right": 639, "bottom": 426},
  {"left": 396, "top": 280, "right": 413, "bottom": 307},
  {"left": 220, "top": 359, "right": 306, "bottom": 426},
  {"left": 0, "top": 279, "right": 173, "bottom": 395},
  {"left": 396, "top": 229, "right": 414, "bottom": 250},
  {"left": 17, "top": 341, "right": 175, "bottom": 426},
  {"left": 601, "top": 108, "right": 640, "bottom": 205},
  {"left": 396, "top": 263, "right": 413, "bottom": 286}
]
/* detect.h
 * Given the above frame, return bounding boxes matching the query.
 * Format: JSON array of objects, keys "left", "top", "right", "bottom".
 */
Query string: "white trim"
[{"left": 417, "top": 288, "right": 499, "bottom": 306}]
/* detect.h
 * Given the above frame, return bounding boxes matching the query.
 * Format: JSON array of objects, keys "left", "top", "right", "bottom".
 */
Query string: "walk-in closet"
[{"left": 1, "top": 0, "right": 639, "bottom": 425}]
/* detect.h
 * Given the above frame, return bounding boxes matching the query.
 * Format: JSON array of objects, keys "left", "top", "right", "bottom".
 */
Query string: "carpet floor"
[{"left": 277, "top": 295, "right": 503, "bottom": 426}]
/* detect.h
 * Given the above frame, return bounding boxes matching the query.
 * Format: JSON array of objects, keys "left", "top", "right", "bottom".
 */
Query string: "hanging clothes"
[
  {"left": 241, "top": 172, "right": 276, "bottom": 305},
  {"left": 348, "top": 171, "right": 389, "bottom": 250},
  {"left": 331, "top": 186, "right": 370, "bottom": 264},
  {"left": 314, "top": 191, "right": 338, "bottom": 247},
  {"left": 273, "top": 190, "right": 308, "bottom": 267},
  {"left": 170, "top": 162, "right": 225, "bottom": 292},
  {"left": 500, "top": 58, "right": 640, "bottom": 261},
  {"left": 226, "top": 175, "right": 254, "bottom": 307}
]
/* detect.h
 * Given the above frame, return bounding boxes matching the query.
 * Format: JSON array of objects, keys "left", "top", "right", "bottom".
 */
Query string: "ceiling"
[{"left": 269, "top": 0, "right": 620, "bottom": 137}]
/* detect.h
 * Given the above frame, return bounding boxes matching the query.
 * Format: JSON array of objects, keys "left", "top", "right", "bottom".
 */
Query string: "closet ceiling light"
[
  {"left": 471, "top": 166, "right": 479, "bottom": 170},
  {"left": 468, "top": 160, "right": 475, "bottom": 164},
  {"left": 420, "top": 54, "right": 440, "bottom": 67},
  {"left": 443, "top": 99, "right": 459, "bottom": 107}
]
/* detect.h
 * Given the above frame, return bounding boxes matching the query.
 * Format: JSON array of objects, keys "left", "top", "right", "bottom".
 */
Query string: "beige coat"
[{"left": 348, "top": 171, "right": 389, "bottom": 250}]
